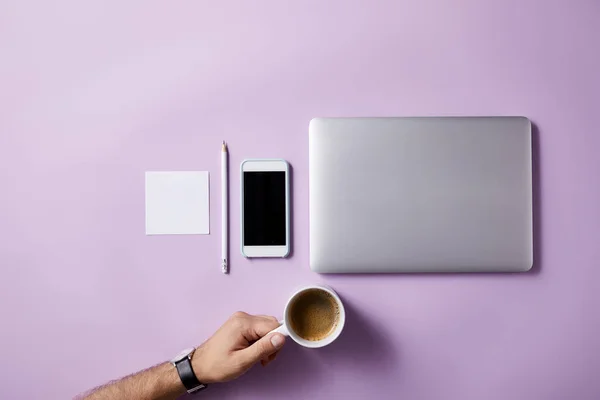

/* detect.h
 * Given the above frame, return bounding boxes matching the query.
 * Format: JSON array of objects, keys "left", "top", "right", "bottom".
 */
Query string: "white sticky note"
[{"left": 145, "top": 171, "right": 209, "bottom": 235}]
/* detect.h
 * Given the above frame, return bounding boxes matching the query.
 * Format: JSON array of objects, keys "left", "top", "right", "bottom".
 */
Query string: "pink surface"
[{"left": 1, "top": 1, "right": 600, "bottom": 399}]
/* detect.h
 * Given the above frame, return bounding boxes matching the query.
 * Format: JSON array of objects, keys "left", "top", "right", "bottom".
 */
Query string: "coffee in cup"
[
  {"left": 288, "top": 288, "right": 340, "bottom": 341},
  {"left": 270, "top": 285, "right": 345, "bottom": 348}
]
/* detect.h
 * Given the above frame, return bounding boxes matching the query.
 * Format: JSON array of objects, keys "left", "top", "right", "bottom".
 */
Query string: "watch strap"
[{"left": 175, "top": 356, "right": 207, "bottom": 393}]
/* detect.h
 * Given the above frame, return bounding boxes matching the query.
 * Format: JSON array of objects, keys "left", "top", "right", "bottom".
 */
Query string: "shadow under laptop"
[
  {"left": 193, "top": 300, "right": 398, "bottom": 399},
  {"left": 530, "top": 122, "right": 542, "bottom": 274}
]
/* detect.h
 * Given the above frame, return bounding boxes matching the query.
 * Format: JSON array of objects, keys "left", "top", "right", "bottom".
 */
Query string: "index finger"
[{"left": 243, "top": 315, "right": 280, "bottom": 342}]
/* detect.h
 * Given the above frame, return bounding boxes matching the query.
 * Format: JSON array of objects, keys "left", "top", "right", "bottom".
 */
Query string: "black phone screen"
[{"left": 243, "top": 171, "right": 286, "bottom": 246}]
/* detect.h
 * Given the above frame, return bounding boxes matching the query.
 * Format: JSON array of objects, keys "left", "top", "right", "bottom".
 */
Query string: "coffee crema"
[{"left": 288, "top": 289, "right": 340, "bottom": 341}]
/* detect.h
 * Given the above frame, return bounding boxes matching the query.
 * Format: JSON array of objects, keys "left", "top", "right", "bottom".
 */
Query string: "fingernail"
[{"left": 270, "top": 334, "right": 284, "bottom": 349}]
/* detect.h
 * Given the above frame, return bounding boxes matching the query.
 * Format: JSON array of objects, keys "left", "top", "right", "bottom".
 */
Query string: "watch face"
[{"left": 170, "top": 347, "right": 195, "bottom": 364}]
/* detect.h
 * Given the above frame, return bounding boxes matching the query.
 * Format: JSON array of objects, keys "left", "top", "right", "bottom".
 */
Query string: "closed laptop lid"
[{"left": 309, "top": 117, "right": 533, "bottom": 273}]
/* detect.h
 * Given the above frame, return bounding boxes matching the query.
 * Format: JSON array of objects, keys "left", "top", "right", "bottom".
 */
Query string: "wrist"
[
  {"left": 141, "top": 363, "right": 187, "bottom": 399},
  {"left": 160, "top": 363, "right": 188, "bottom": 397},
  {"left": 171, "top": 347, "right": 209, "bottom": 393},
  {"left": 190, "top": 345, "right": 214, "bottom": 384}
]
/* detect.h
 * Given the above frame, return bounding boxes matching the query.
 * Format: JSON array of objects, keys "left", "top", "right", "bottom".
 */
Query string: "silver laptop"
[{"left": 309, "top": 117, "right": 533, "bottom": 273}]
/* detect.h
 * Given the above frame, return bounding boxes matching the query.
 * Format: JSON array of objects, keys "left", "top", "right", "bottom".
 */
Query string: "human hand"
[{"left": 191, "top": 312, "right": 286, "bottom": 383}]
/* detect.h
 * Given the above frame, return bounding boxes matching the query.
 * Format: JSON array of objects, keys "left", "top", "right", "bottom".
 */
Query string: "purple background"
[{"left": 1, "top": 1, "right": 599, "bottom": 399}]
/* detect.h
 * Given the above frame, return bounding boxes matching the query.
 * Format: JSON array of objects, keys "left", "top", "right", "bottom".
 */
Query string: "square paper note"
[{"left": 145, "top": 171, "right": 209, "bottom": 235}]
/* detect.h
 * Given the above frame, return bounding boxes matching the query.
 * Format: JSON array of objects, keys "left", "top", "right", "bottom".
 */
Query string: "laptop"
[{"left": 309, "top": 117, "right": 533, "bottom": 273}]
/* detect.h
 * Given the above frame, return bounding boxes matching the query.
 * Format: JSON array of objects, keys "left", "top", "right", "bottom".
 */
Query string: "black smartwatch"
[{"left": 170, "top": 348, "right": 207, "bottom": 394}]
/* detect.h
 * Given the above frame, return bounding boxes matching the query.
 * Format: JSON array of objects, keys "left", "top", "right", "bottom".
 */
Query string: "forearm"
[
  {"left": 79, "top": 362, "right": 186, "bottom": 400},
  {"left": 78, "top": 313, "right": 285, "bottom": 399}
]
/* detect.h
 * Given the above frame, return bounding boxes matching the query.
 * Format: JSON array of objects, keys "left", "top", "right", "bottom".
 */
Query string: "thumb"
[{"left": 238, "top": 333, "right": 286, "bottom": 367}]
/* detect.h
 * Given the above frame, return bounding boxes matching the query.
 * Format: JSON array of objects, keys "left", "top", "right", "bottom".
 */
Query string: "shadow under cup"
[{"left": 282, "top": 286, "right": 345, "bottom": 348}]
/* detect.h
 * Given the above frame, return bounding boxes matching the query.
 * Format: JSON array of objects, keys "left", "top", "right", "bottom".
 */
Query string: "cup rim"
[{"left": 283, "top": 285, "right": 345, "bottom": 348}]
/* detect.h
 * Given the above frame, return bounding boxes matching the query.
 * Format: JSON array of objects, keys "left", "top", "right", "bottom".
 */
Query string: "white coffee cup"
[{"left": 271, "top": 285, "right": 345, "bottom": 348}]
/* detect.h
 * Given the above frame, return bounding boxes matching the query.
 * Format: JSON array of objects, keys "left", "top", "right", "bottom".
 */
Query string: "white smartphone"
[{"left": 241, "top": 159, "right": 290, "bottom": 258}]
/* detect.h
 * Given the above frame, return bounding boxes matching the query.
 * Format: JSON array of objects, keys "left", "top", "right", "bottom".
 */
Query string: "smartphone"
[{"left": 241, "top": 159, "right": 290, "bottom": 258}]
